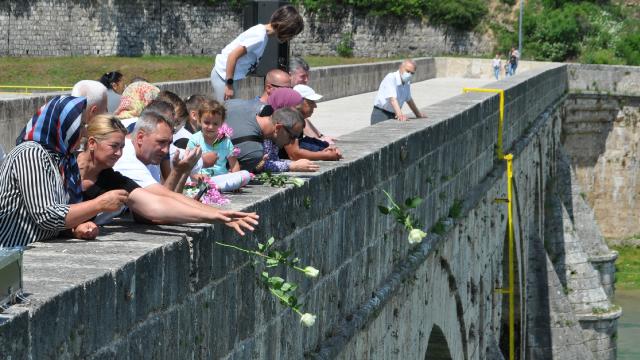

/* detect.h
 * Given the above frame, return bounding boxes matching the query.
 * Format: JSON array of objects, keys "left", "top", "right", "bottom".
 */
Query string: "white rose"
[
  {"left": 408, "top": 229, "right": 427, "bottom": 244},
  {"left": 300, "top": 313, "right": 316, "bottom": 327},
  {"left": 290, "top": 177, "right": 305, "bottom": 187},
  {"left": 303, "top": 266, "right": 320, "bottom": 278}
]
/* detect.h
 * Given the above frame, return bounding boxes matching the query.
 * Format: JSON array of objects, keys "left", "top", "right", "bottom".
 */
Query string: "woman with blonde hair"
[{"left": 76, "top": 114, "right": 259, "bottom": 236}]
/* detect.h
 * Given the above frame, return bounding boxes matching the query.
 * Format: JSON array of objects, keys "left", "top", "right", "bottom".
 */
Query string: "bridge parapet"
[{"left": 1, "top": 61, "right": 613, "bottom": 360}]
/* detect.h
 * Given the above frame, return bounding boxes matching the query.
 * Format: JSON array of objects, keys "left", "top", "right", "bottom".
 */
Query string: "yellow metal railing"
[
  {"left": 0, "top": 85, "right": 72, "bottom": 95},
  {"left": 463, "top": 87, "right": 515, "bottom": 360}
]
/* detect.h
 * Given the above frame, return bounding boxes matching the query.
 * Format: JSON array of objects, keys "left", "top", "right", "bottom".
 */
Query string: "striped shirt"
[{"left": 0, "top": 142, "right": 70, "bottom": 247}]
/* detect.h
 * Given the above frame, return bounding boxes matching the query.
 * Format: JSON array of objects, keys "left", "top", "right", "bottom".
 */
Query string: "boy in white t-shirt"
[{"left": 211, "top": 5, "right": 304, "bottom": 102}]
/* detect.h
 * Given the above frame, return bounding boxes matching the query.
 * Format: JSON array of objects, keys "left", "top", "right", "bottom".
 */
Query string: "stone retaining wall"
[{"left": 0, "top": 1, "right": 491, "bottom": 57}]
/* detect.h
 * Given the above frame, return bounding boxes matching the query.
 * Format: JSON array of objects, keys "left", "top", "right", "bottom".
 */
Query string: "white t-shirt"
[
  {"left": 113, "top": 138, "right": 160, "bottom": 188},
  {"left": 172, "top": 126, "right": 203, "bottom": 175},
  {"left": 492, "top": 58, "right": 501, "bottom": 68},
  {"left": 373, "top": 71, "right": 412, "bottom": 113},
  {"left": 214, "top": 24, "right": 269, "bottom": 80}
]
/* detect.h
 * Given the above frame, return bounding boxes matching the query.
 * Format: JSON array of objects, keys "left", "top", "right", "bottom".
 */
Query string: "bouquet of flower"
[
  {"left": 212, "top": 123, "right": 234, "bottom": 146},
  {"left": 183, "top": 177, "right": 229, "bottom": 205}
]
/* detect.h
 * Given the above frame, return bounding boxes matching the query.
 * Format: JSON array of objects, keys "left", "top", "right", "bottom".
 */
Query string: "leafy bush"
[
  {"left": 297, "top": 0, "right": 429, "bottom": 18},
  {"left": 522, "top": 2, "right": 597, "bottom": 61},
  {"left": 424, "top": 0, "right": 488, "bottom": 30},
  {"left": 580, "top": 48, "right": 622, "bottom": 65},
  {"left": 615, "top": 32, "right": 640, "bottom": 66},
  {"left": 336, "top": 32, "right": 354, "bottom": 58}
]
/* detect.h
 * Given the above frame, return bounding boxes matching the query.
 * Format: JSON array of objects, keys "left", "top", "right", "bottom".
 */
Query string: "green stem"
[
  {"left": 382, "top": 189, "right": 401, "bottom": 211},
  {"left": 292, "top": 265, "right": 307, "bottom": 274},
  {"left": 216, "top": 241, "right": 272, "bottom": 261},
  {"left": 269, "top": 286, "right": 296, "bottom": 311}
]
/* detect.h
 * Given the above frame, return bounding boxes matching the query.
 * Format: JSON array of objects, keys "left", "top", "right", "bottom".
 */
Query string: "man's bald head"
[
  {"left": 261, "top": 69, "right": 292, "bottom": 101},
  {"left": 266, "top": 69, "right": 291, "bottom": 89}
]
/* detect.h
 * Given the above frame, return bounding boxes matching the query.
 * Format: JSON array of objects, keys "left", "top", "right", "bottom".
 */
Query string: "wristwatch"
[{"left": 226, "top": 78, "right": 234, "bottom": 85}]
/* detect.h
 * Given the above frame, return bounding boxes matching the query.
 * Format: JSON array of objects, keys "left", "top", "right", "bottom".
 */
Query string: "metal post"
[
  {"left": 518, "top": 0, "right": 524, "bottom": 56},
  {"left": 505, "top": 153, "right": 515, "bottom": 360}
]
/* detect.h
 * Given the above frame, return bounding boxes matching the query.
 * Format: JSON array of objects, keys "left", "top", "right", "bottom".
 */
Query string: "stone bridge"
[{"left": 0, "top": 59, "right": 630, "bottom": 359}]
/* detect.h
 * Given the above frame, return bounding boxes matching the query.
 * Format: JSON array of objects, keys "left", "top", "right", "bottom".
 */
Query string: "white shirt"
[
  {"left": 172, "top": 126, "right": 203, "bottom": 175},
  {"left": 214, "top": 24, "right": 269, "bottom": 80},
  {"left": 113, "top": 138, "right": 160, "bottom": 188},
  {"left": 492, "top": 58, "right": 501, "bottom": 68},
  {"left": 373, "top": 71, "right": 412, "bottom": 113}
]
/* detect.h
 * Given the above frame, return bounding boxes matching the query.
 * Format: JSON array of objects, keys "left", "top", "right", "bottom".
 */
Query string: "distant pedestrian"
[
  {"left": 507, "top": 47, "right": 520, "bottom": 76},
  {"left": 492, "top": 54, "right": 502, "bottom": 80},
  {"left": 211, "top": 5, "right": 304, "bottom": 102},
  {"left": 370, "top": 59, "right": 425, "bottom": 125}
]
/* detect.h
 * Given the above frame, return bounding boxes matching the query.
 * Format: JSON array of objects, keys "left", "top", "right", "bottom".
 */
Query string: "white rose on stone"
[
  {"left": 290, "top": 177, "right": 305, "bottom": 187},
  {"left": 300, "top": 313, "right": 316, "bottom": 327},
  {"left": 408, "top": 228, "right": 427, "bottom": 244},
  {"left": 303, "top": 266, "right": 320, "bottom": 278}
]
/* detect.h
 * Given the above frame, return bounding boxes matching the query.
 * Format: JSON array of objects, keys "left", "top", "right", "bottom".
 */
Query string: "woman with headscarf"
[
  {"left": 261, "top": 88, "right": 319, "bottom": 173},
  {"left": 0, "top": 96, "right": 128, "bottom": 248},
  {"left": 114, "top": 81, "right": 160, "bottom": 130}
]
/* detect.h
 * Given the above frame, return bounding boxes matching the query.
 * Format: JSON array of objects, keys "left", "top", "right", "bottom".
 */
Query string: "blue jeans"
[{"left": 494, "top": 67, "right": 500, "bottom": 80}]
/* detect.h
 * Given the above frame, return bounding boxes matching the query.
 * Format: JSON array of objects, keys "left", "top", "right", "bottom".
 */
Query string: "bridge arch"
[{"left": 424, "top": 325, "right": 453, "bottom": 360}]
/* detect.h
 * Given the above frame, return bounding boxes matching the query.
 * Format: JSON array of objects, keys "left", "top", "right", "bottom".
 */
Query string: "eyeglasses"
[{"left": 269, "top": 83, "right": 292, "bottom": 89}]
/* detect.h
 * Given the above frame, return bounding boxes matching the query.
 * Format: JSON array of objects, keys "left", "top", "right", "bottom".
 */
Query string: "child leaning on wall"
[
  {"left": 187, "top": 99, "right": 252, "bottom": 192},
  {"left": 210, "top": 5, "right": 304, "bottom": 102}
]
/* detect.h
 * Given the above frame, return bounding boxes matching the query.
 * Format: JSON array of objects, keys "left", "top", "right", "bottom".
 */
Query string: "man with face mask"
[{"left": 370, "top": 59, "right": 425, "bottom": 125}]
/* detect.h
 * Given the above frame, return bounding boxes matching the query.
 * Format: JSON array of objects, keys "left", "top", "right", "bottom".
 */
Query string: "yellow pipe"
[
  {"left": 0, "top": 85, "right": 72, "bottom": 94},
  {"left": 505, "top": 153, "right": 515, "bottom": 360},
  {"left": 0, "top": 85, "right": 72, "bottom": 89},
  {"left": 462, "top": 88, "right": 505, "bottom": 159}
]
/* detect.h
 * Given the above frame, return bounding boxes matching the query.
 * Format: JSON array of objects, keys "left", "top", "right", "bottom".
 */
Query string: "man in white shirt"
[
  {"left": 371, "top": 59, "right": 425, "bottom": 125},
  {"left": 114, "top": 110, "right": 201, "bottom": 191}
]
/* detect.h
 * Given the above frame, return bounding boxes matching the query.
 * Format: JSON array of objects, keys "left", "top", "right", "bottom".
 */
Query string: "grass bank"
[
  {"left": 0, "top": 55, "right": 399, "bottom": 87},
  {"left": 613, "top": 245, "right": 640, "bottom": 290}
]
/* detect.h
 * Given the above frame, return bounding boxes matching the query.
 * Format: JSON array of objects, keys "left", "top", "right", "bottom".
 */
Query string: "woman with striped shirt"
[{"left": 0, "top": 96, "right": 128, "bottom": 248}]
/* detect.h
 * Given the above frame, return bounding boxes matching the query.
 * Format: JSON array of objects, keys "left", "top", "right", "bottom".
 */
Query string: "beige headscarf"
[{"left": 114, "top": 81, "right": 160, "bottom": 119}]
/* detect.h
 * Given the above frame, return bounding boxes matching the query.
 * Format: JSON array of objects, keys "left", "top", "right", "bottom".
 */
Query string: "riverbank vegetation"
[
  {"left": 613, "top": 246, "right": 640, "bottom": 290},
  {"left": 494, "top": 0, "right": 640, "bottom": 65}
]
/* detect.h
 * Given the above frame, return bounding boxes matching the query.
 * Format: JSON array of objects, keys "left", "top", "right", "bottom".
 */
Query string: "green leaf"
[
  {"left": 266, "top": 258, "right": 279, "bottom": 267},
  {"left": 267, "top": 237, "right": 275, "bottom": 246},
  {"left": 288, "top": 295, "right": 298, "bottom": 307},
  {"left": 281, "top": 282, "right": 293, "bottom": 292},
  {"left": 257, "top": 243, "right": 265, "bottom": 251},
  {"left": 268, "top": 276, "right": 285, "bottom": 288},
  {"left": 378, "top": 205, "right": 390, "bottom": 215},
  {"left": 404, "top": 216, "right": 413, "bottom": 229},
  {"left": 405, "top": 197, "right": 422, "bottom": 209}
]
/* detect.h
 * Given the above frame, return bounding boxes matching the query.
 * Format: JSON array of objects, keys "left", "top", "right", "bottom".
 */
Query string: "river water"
[{"left": 614, "top": 289, "right": 640, "bottom": 359}]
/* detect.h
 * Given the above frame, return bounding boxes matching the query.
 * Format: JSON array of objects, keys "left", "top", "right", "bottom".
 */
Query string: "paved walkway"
[{"left": 312, "top": 77, "right": 494, "bottom": 138}]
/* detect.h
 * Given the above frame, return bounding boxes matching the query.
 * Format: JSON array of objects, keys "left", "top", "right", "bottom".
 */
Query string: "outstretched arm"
[
  {"left": 138, "top": 184, "right": 259, "bottom": 235},
  {"left": 407, "top": 99, "right": 425, "bottom": 118}
]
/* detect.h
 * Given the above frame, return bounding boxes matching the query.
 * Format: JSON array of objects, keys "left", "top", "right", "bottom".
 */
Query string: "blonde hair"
[
  {"left": 87, "top": 114, "right": 127, "bottom": 141},
  {"left": 197, "top": 99, "right": 226, "bottom": 124}
]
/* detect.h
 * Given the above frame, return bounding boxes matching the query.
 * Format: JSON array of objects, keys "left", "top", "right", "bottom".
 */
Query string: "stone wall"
[
  {"left": 0, "top": 1, "right": 491, "bottom": 57},
  {"left": 563, "top": 64, "right": 640, "bottom": 241},
  {"left": 0, "top": 61, "right": 626, "bottom": 359},
  {"left": 0, "top": 62, "right": 594, "bottom": 360},
  {"left": 0, "top": 57, "right": 436, "bottom": 153}
]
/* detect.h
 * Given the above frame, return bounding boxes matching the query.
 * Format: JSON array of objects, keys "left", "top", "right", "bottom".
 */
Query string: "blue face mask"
[{"left": 401, "top": 72, "right": 413, "bottom": 83}]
